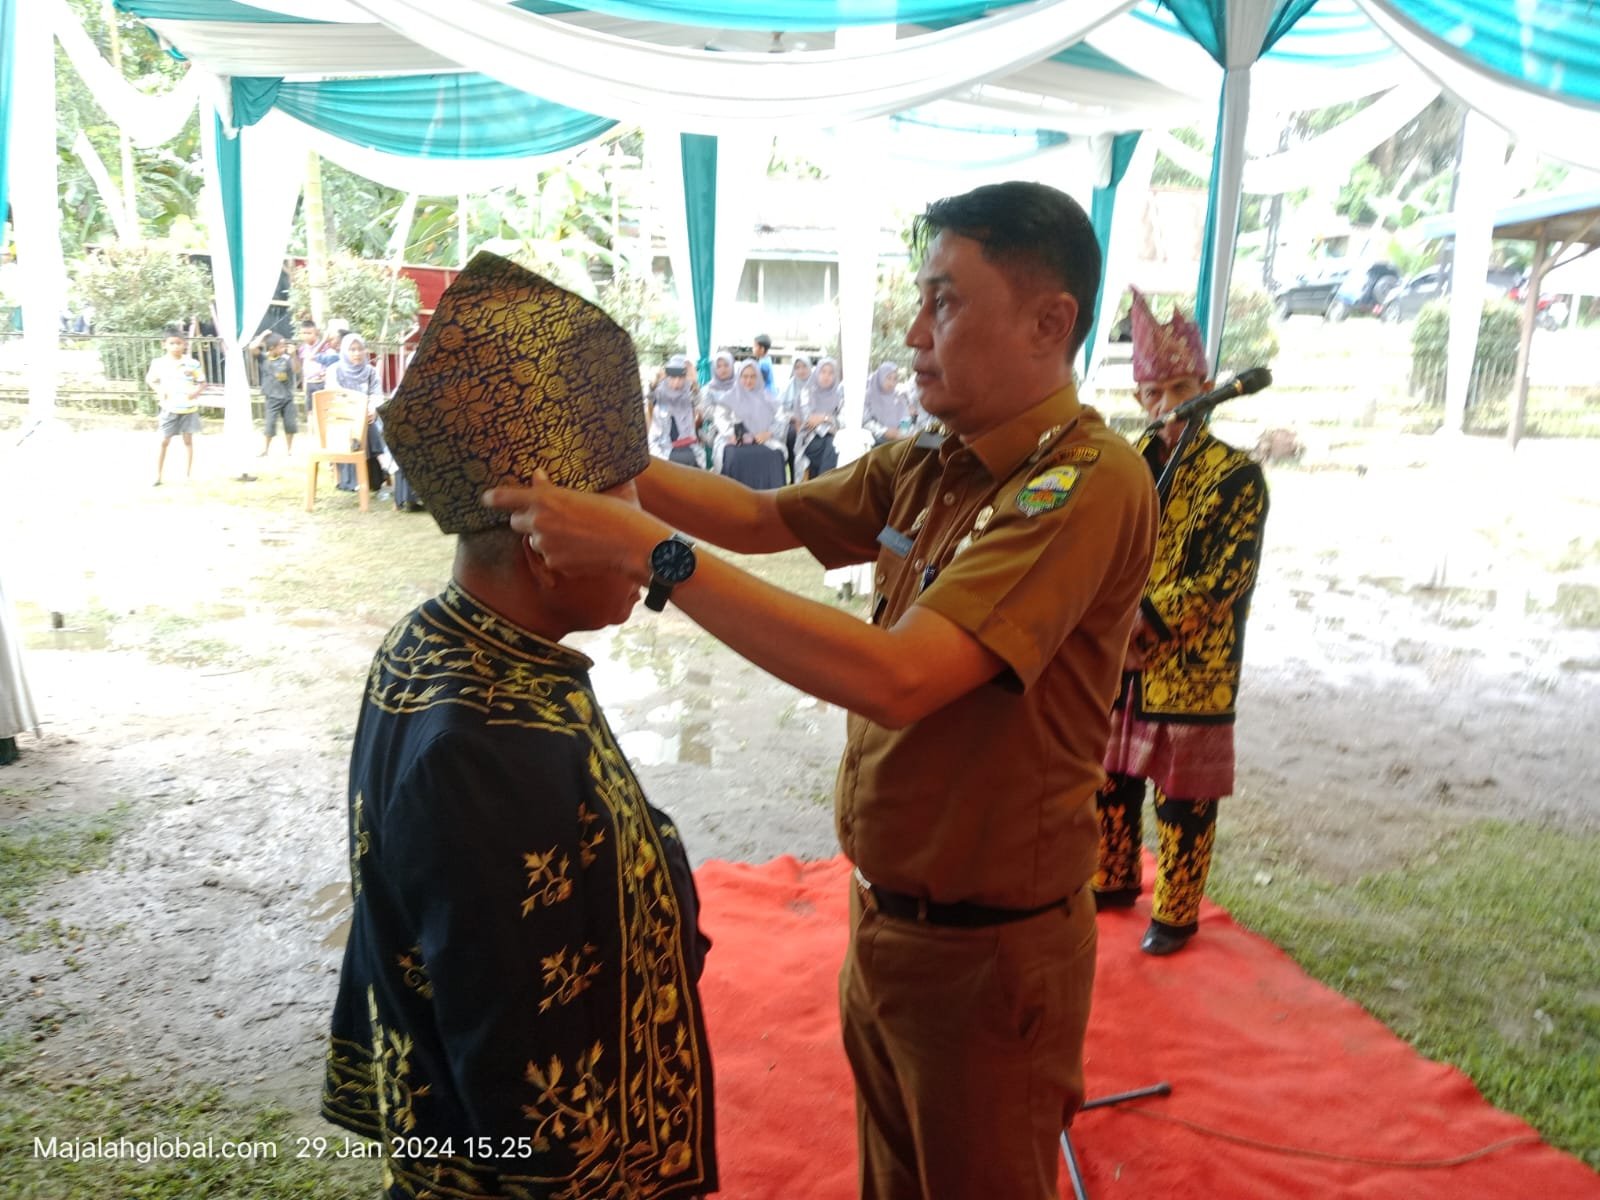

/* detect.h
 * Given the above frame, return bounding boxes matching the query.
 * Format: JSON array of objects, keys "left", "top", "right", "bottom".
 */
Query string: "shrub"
[
  {"left": 1104, "top": 286, "right": 1280, "bottom": 377},
  {"left": 288, "top": 254, "right": 421, "bottom": 342},
  {"left": 1217, "top": 286, "right": 1279, "bottom": 377},
  {"left": 72, "top": 245, "right": 212, "bottom": 335},
  {"left": 1408, "top": 298, "right": 1521, "bottom": 409},
  {"left": 596, "top": 271, "right": 686, "bottom": 370},
  {"left": 818, "top": 269, "right": 917, "bottom": 375}
]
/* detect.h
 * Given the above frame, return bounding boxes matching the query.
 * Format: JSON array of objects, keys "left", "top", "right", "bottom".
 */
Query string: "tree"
[
  {"left": 287, "top": 256, "right": 421, "bottom": 342},
  {"left": 73, "top": 245, "right": 212, "bottom": 334},
  {"left": 56, "top": 0, "right": 201, "bottom": 254}
]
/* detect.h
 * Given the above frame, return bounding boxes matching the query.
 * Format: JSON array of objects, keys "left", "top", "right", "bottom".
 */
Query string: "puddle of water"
[{"left": 307, "top": 881, "right": 351, "bottom": 948}]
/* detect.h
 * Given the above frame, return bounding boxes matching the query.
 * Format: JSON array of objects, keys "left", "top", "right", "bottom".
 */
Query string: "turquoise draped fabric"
[
  {"left": 213, "top": 113, "right": 245, "bottom": 335},
  {"left": 229, "top": 75, "right": 616, "bottom": 158},
  {"left": 0, "top": 0, "right": 14, "bottom": 232},
  {"left": 121, "top": 0, "right": 1030, "bottom": 28},
  {"left": 1085, "top": 130, "right": 1140, "bottom": 371},
  {"left": 515, "top": 1, "right": 1030, "bottom": 30},
  {"left": 1381, "top": 0, "right": 1600, "bottom": 109},
  {"left": 115, "top": 1, "right": 323, "bottom": 21},
  {"left": 680, "top": 134, "right": 717, "bottom": 382},
  {"left": 1185, "top": 0, "right": 1317, "bottom": 349}
]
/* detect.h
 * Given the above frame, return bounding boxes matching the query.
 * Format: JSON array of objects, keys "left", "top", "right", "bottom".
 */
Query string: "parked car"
[
  {"left": 1379, "top": 266, "right": 1520, "bottom": 324},
  {"left": 1274, "top": 261, "right": 1399, "bottom": 320}
]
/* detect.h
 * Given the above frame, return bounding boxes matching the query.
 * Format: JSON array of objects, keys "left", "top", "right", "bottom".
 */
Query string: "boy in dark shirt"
[{"left": 252, "top": 331, "right": 300, "bottom": 455}]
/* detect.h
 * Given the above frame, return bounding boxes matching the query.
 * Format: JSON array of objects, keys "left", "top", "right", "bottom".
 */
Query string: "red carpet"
[{"left": 694, "top": 855, "right": 1600, "bottom": 1199}]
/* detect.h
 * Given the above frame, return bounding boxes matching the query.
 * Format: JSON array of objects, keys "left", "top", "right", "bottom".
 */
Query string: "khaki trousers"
[{"left": 839, "top": 882, "right": 1096, "bottom": 1200}]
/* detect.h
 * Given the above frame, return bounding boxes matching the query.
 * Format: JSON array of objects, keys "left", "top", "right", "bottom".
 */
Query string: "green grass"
[
  {"left": 1209, "top": 820, "right": 1600, "bottom": 1170},
  {"left": 0, "top": 1040, "right": 377, "bottom": 1199},
  {"left": 0, "top": 809, "right": 125, "bottom": 923}
]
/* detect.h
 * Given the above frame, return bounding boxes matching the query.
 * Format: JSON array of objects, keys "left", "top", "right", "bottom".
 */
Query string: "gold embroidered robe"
[
  {"left": 322, "top": 583, "right": 716, "bottom": 1199},
  {"left": 1133, "top": 428, "right": 1268, "bottom": 725}
]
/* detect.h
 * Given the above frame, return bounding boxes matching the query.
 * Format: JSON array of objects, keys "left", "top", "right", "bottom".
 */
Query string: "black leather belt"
[{"left": 854, "top": 869, "right": 1068, "bottom": 928}]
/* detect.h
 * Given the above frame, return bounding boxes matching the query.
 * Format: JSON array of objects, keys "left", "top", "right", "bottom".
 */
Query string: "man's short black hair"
[
  {"left": 753, "top": 333, "right": 772, "bottom": 349},
  {"left": 163, "top": 325, "right": 186, "bottom": 340},
  {"left": 913, "top": 181, "right": 1101, "bottom": 356},
  {"left": 300, "top": 318, "right": 319, "bottom": 329}
]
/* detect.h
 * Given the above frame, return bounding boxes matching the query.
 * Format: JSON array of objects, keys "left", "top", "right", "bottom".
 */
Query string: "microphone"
[{"left": 1149, "top": 366, "right": 1273, "bottom": 428}]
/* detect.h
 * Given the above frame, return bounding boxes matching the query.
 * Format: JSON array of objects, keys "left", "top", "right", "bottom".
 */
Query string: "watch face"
[{"left": 650, "top": 537, "right": 696, "bottom": 584}]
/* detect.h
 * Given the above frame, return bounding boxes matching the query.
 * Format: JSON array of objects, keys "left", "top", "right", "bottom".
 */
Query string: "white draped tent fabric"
[
  {"left": 1197, "top": 1, "right": 1277, "bottom": 370},
  {"left": 1082, "top": 131, "right": 1156, "bottom": 388},
  {"left": 198, "top": 98, "right": 311, "bottom": 458},
  {"left": 13, "top": 0, "right": 64, "bottom": 423},
  {"left": 335, "top": 0, "right": 1139, "bottom": 131},
  {"left": 1356, "top": 0, "right": 1600, "bottom": 172},
  {"left": 1151, "top": 79, "right": 1440, "bottom": 196},
  {"left": 22, "top": 0, "right": 1600, "bottom": 432},
  {"left": 263, "top": 109, "right": 604, "bottom": 197},
  {"left": 48, "top": 0, "right": 198, "bottom": 149}
]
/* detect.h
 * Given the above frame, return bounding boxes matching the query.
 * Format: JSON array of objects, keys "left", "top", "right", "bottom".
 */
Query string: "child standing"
[
  {"left": 146, "top": 326, "right": 205, "bottom": 486},
  {"left": 252, "top": 331, "right": 299, "bottom": 456}
]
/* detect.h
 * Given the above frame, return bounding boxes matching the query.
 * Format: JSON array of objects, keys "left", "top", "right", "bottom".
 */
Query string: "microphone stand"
[
  {"left": 1055, "top": 390, "right": 1233, "bottom": 1198},
  {"left": 1151, "top": 400, "right": 1216, "bottom": 506}
]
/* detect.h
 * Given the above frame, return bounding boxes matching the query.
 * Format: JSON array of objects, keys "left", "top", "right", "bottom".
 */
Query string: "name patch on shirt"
[
  {"left": 1057, "top": 446, "right": 1101, "bottom": 465},
  {"left": 876, "top": 525, "right": 915, "bottom": 557},
  {"left": 1015, "top": 465, "right": 1081, "bottom": 517}
]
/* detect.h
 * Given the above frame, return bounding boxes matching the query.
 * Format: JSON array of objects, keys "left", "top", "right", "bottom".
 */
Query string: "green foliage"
[
  {"left": 56, "top": 0, "right": 201, "bottom": 253},
  {"left": 869, "top": 269, "right": 919, "bottom": 374},
  {"left": 1151, "top": 124, "right": 1208, "bottom": 189},
  {"left": 0, "top": 809, "right": 124, "bottom": 923},
  {"left": 311, "top": 161, "right": 404, "bottom": 260},
  {"left": 1336, "top": 160, "right": 1384, "bottom": 228},
  {"left": 1217, "top": 285, "right": 1279, "bottom": 375},
  {"left": 0, "top": 1049, "right": 376, "bottom": 1199},
  {"left": 1408, "top": 298, "right": 1522, "bottom": 408},
  {"left": 1105, "top": 286, "right": 1279, "bottom": 375},
  {"left": 287, "top": 255, "right": 421, "bottom": 342},
  {"left": 595, "top": 271, "right": 685, "bottom": 368},
  {"left": 72, "top": 245, "right": 212, "bottom": 334}
]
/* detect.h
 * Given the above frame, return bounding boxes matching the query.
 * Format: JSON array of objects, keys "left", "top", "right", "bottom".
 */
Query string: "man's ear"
[
  {"left": 520, "top": 536, "right": 557, "bottom": 589},
  {"left": 1035, "top": 291, "right": 1079, "bottom": 354}
]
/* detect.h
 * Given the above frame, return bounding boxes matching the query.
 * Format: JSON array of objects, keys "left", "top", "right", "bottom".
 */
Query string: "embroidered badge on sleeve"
[{"left": 1015, "top": 465, "right": 1081, "bottom": 517}]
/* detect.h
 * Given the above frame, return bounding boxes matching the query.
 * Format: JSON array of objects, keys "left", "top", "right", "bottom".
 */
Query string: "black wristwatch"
[{"left": 644, "top": 533, "right": 697, "bottom": 612}]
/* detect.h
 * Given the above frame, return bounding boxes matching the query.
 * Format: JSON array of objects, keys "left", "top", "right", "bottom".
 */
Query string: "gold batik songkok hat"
[{"left": 378, "top": 251, "right": 649, "bottom": 534}]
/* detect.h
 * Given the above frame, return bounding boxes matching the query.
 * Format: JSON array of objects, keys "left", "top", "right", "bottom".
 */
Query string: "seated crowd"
[{"left": 645, "top": 334, "right": 927, "bottom": 489}]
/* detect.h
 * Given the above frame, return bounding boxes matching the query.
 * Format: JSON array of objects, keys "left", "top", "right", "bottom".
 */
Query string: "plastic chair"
[{"left": 306, "top": 389, "right": 372, "bottom": 512}]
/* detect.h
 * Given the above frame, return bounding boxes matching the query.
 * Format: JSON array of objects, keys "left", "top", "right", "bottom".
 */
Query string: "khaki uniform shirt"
[{"left": 776, "top": 384, "right": 1158, "bottom": 908}]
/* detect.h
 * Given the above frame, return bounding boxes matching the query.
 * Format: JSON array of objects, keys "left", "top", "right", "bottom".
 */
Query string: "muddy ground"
[{"left": 1, "top": 410, "right": 1597, "bottom": 1128}]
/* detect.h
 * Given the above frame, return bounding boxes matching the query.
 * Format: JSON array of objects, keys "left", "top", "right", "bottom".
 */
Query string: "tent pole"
[{"left": 1508, "top": 221, "right": 1549, "bottom": 450}]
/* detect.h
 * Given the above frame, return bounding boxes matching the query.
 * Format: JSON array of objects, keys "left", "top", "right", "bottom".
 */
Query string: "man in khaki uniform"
[{"left": 487, "top": 181, "right": 1158, "bottom": 1199}]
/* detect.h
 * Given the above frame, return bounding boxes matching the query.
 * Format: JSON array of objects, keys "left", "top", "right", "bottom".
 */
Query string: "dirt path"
[{"left": 1, "top": 413, "right": 1597, "bottom": 1119}]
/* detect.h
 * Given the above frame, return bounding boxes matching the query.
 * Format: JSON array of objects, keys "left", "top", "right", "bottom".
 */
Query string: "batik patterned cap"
[
  {"left": 1129, "top": 286, "right": 1207, "bottom": 384},
  {"left": 379, "top": 252, "right": 648, "bottom": 534}
]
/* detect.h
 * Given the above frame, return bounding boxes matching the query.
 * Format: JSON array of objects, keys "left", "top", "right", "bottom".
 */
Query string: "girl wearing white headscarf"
[
  {"left": 778, "top": 355, "right": 812, "bottom": 411},
  {"left": 330, "top": 333, "right": 388, "bottom": 493},
  {"left": 714, "top": 359, "right": 787, "bottom": 489},
  {"left": 861, "top": 361, "right": 909, "bottom": 444},
  {"left": 794, "top": 355, "right": 845, "bottom": 480}
]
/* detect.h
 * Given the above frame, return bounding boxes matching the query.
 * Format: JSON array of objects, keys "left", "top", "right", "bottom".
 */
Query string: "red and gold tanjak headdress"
[{"left": 1129, "top": 286, "right": 1208, "bottom": 385}]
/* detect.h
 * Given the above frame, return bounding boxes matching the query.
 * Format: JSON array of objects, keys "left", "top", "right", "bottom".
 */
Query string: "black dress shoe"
[
  {"left": 1140, "top": 920, "right": 1197, "bottom": 956},
  {"left": 1093, "top": 886, "right": 1139, "bottom": 911}
]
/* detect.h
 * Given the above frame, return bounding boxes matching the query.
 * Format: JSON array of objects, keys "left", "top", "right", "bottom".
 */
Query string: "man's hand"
[{"left": 483, "top": 472, "right": 665, "bottom": 582}]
